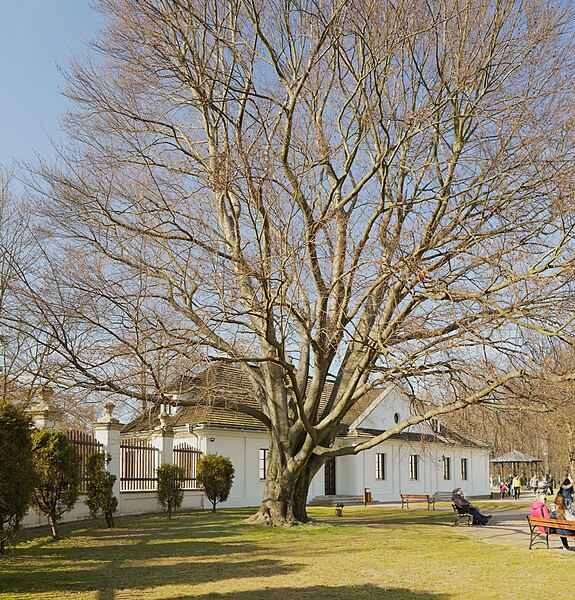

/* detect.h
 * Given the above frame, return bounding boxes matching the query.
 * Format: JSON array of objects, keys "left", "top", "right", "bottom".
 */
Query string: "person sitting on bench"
[
  {"left": 451, "top": 488, "right": 492, "bottom": 526},
  {"left": 552, "top": 493, "right": 575, "bottom": 551}
]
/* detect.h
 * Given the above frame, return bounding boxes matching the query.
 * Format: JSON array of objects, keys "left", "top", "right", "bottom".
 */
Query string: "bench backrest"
[
  {"left": 527, "top": 516, "right": 575, "bottom": 530},
  {"left": 433, "top": 492, "right": 453, "bottom": 501},
  {"left": 400, "top": 494, "right": 429, "bottom": 499}
]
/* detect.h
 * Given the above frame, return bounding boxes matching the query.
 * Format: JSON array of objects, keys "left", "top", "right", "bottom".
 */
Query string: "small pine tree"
[
  {"left": 31, "top": 429, "right": 81, "bottom": 540},
  {"left": 85, "top": 452, "right": 117, "bottom": 527},
  {"left": 196, "top": 454, "right": 234, "bottom": 512},
  {"left": 156, "top": 464, "right": 185, "bottom": 520},
  {"left": 0, "top": 402, "right": 35, "bottom": 556}
]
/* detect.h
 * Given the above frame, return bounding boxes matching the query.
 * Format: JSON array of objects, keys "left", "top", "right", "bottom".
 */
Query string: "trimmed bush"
[
  {"left": 86, "top": 452, "right": 117, "bottom": 527},
  {"left": 197, "top": 454, "right": 234, "bottom": 512},
  {"left": 156, "top": 464, "right": 185, "bottom": 520}
]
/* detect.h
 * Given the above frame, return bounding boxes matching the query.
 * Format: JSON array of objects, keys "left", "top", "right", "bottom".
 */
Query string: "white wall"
[
  {"left": 352, "top": 387, "right": 432, "bottom": 435},
  {"left": 307, "top": 441, "right": 491, "bottom": 503},
  {"left": 21, "top": 490, "right": 205, "bottom": 529},
  {"left": 190, "top": 427, "right": 269, "bottom": 509}
]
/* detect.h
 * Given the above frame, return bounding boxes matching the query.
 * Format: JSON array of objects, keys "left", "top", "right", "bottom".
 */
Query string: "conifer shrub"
[
  {"left": 196, "top": 454, "right": 234, "bottom": 513},
  {"left": 156, "top": 464, "right": 185, "bottom": 519}
]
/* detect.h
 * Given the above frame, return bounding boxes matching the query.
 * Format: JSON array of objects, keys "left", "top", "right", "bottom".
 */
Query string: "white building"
[
  {"left": 22, "top": 364, "right": 489, "bottom": 529},
  {"left": 123, "top": 364, "right": 491, "bottom": 506}
]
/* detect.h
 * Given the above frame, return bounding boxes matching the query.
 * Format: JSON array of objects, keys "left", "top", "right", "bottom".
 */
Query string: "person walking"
[
  {"left": 499, "top": 482, "right": 508, "bottom": 500},
  {"left": 559, "top": 477, "right": 574, "bottom": 512},
  {"left": 512, "top": 475, "right": 521, "bottom": 500}
]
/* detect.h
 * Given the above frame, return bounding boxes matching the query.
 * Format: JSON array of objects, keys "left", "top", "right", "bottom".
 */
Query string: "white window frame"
[
  {"left": 409, "top": 454, "right": 419, "bottom": 480},
  {"left": 259, "top": 448, "right": 268, "bottom": 480},
  {"left": 443, "top": 456, "right": 451, "bottom": 480},
  {"left": 461, "top": 458, "right": 468, "bottom": 481},
  {"left": 376, "top": 453, "right": 386, "bottom": 480}
]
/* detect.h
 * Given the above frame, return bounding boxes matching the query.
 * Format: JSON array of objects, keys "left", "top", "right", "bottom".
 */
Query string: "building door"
[{"left": 325, "top": 458, "right": 336, "bottom": 495}]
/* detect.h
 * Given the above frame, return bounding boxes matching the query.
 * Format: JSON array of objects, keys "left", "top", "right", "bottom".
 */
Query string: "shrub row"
[{"left": 0, "top": 402, "right": 234, "bottom": 555}]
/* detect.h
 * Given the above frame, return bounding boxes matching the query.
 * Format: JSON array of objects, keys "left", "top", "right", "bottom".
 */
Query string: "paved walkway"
[{"left": 455, "top": 499, "right": 570, "bottom": 551}]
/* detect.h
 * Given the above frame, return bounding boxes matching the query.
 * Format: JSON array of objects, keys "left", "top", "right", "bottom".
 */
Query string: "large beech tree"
[{"left": 23, "top": 0, "right": 575, "bottom": 524}]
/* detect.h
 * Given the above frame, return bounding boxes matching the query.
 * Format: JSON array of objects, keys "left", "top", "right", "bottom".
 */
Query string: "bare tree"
[
  {"left": 0, "top": 169, "right": 50, "bottom": 406},
  {"left": 25, "top": 0, "right": 575, "bottom": 524}
]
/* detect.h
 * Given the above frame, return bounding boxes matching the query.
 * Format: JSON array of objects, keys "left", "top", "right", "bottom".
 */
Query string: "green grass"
[{"left": 0, "top": 505, "right": 572, "bottom": 599}]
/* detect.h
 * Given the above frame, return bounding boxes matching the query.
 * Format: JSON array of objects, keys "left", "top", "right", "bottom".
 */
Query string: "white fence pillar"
[
  {"left": 28, "top": 387, "right": 62, "bottom": 430},
  {"left": 92, "top": 402, "right": 124, "bottom": 503},
  {"left": 152, "top": 412, "right": 174, "bottom": 466}
]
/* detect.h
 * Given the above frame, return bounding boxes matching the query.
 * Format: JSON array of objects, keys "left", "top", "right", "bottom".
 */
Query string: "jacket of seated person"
[
  {"left": 551, "top": 494, "right": 575, "bottom": 536},
  {"left": 452, "top": 493, "right": 473, "bottom": 513},
  {"left": 550, "top": 511, "right": 575, "bottom": 536}
]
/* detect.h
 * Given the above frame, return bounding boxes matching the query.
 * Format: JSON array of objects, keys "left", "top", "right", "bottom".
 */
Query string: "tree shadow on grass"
[
  {"left": 159, "top": 584, "right": 451, "bottom": 600},
  {"left": 2, "top": 554, "right": 300, "bottom": 596},
  {"left": 313, "top": 514, "right": 456, "bottom": 529},
  {"left": 3, "top": 516, "right": 302, "bottom": 596}
]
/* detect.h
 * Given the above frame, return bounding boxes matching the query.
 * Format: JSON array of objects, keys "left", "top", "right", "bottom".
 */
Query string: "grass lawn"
[{"left": 1, "top": 504, "right": 573, "bottom": 599}]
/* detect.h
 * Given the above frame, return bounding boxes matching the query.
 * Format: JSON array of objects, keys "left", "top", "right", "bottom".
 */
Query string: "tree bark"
[
  {"left": 49, "top": 511, "right": 59, "bottom": 540},
  {"left": 248, "top": 458, "right": 312, "bottom": 526}
]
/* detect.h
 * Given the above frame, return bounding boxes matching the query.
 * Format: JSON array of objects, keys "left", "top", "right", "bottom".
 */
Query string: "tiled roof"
[
  {"left": 123, "top": 363, "right": 484, "bottom": 450},
  {"left": 124, "top": 363, "right": 377, "bottom": 433},
  {"left": 123, "top": 363, "right": 265, "bottom": 432}
]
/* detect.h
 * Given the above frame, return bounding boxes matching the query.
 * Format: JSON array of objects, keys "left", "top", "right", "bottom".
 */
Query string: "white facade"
[
  {"left": 166, "top": 386, "right": 490, "bottom": 506},
  {"left": 22, "top": 385, "right": 490, "bottom": 529}
]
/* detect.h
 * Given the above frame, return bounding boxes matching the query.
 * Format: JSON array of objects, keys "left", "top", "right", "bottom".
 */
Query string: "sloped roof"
[
  {"left": 124, "top": 363, "right": 379, "bottom": 434},
  {"left": 490, "top": 450, "right": 541, "bottom": 463},
  {"left": 122, "top": 363, "right": 486, "bottom": 449},
  {"left": 123, "top": 363, "right": 264, "bottom": 433}
]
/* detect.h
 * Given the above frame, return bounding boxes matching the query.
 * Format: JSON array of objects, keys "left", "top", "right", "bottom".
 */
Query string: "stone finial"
[
  {"left": 37, "top": 386, "right": 54, "bottom": 404},
  {"left": 101, "top": 401, "right": 119, "bottom": 424},
  {"left": 158, "top": 411, "right": 168, "bottom": 429},
  {"left": 28, "top": 388, "right": 62, "bottom": 430}
]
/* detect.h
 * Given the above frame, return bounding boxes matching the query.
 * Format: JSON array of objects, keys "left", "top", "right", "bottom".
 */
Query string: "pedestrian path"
[{"left": 456, "top": 501, "right": 571, "bottom": 552}]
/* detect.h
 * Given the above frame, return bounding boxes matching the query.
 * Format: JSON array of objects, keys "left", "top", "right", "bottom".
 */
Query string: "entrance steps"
[{"left": 308, "top": 494, "right": 381, "bottom": 506}]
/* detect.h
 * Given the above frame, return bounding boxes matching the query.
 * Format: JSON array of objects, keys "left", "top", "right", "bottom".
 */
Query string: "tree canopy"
[{"left": 16, "top": 0, "right": 575, "bottom": 523}]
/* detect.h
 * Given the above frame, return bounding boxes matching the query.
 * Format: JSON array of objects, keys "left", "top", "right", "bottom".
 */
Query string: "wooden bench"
[
  {"left": 400, "top": 494, "right": 435, "bottom": 510},
  {"left": 432, "top": 491, "right": 454, "bottom": 503},
  {"left": 526, "top": 516, "right": 575, "bottom": 549},
  {"left": 451, "top": 503, "right": 472, "bottom": 527}
]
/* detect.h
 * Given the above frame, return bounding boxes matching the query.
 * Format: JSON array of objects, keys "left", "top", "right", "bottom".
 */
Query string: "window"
[
  {"left": 393, "top": 412, "right": 400, "bottom": 424},
  {"left": 259, "top": 448, "right": 268, "bottom": 480},
  {"left": 443, "top": 456, "right": 451, "bottom": 480},
  {"left": 409, "top": 454, "right": 419, "bottom": 480},
  {"left": 461, "top": 458, "right": 468, "bottom": 481},
  {"left": 376, "top": 453, "right": 386, "bottom": 480}
]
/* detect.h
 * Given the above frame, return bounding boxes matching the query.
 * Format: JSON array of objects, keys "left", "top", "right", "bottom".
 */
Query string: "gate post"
[
  {"left": 93, "top": 402, "right": 124, "bottom": 506},
  {"left": 152, "top": 412, "right": 174, "bottom": 466}
]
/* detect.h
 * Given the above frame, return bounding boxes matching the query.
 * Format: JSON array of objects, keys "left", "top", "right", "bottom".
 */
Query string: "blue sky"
[{"left": 0, "top": 0, "right": 103, "bottom": 168}]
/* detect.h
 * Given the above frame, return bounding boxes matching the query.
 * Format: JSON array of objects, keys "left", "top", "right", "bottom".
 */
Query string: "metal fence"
[
  {"left": 66, "top": 429, "right": 104, "bottom": 494},
  {"left": 120, "top": 439, "right": 159, "bottom": 491},
  {"left": 173, "top": 443, "right": 202, "bottom": 489}
]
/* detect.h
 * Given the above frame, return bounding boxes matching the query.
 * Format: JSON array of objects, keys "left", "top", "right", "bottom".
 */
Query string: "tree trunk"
[
  {"left": 49, "top": 511, "right": 59, "bottom": 540},
  {"left": 248, "top": 460, "right": 312, "bottom": 526}
]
